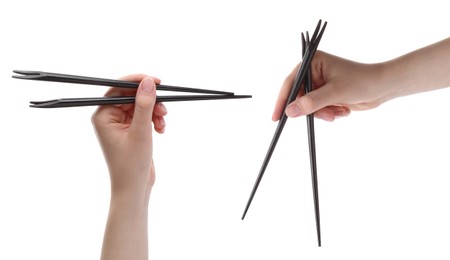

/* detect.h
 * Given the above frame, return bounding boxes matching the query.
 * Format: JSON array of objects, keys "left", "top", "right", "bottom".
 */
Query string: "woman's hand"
[
  {"left": 91, "top": 74, "right": 167, "bottom": 260},
  {"left": 92, "top": 74, "right": 167, "bottom": 198},
  {"left": 273, "top": 38, "right": 450, "bottom": 122},
  {"left": 272, "top": 51, "right": 387, "bottom": 122}
]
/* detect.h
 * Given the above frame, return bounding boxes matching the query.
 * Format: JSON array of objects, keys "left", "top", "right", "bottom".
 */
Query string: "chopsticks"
[
  {"left": 12, "top": 70, "right": 251, "bottom": 108},
  {"left": 303, "top": 32, "right": 321, "bottom": 247},
  {"left": 28, "top": 95, "right": 252, "bottom": 108},
  {"left": 241, "top": 20, "right": 326, "bottom": 247},
  {"left": 13, "top": 70, "right": 234, "bottom": 94}
]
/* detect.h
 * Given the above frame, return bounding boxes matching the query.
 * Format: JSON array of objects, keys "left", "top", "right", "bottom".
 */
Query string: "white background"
[{"left": 1, "top": 0, "right": 449, "bottom": 259}]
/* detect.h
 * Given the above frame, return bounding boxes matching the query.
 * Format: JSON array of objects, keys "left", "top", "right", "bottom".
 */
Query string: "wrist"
[
  {"left": 110, "top": 190, "right": 151, "bottom": 210},
  {"left": 375, "top": 61, "right": 404, "bottom": 103},
  {"left": 109, "top": 175, "right": 153, "bottom": 208},
  {"left": 108, "top": 163, "right": 155, "bottom": 205}
]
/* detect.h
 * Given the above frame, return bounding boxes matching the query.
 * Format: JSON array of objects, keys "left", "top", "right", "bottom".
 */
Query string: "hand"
[
  {"left": 272, "top": 51, "right": 388, "bottom": 122},
  {"left": 92, "top": 74, "right": 167, "bottom": 260},
  {"left": 92, "top": 74, "right": 167, "bottom": 199}
]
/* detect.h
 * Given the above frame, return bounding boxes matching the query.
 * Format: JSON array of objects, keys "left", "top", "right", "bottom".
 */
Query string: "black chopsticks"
[
  {"left": 12, "top": 70, "right": 251, "bottom": 108},
  {"left": 241, "top": 19, "right": 326, "bottom": 247},
  {"left": 303, "top": 31, "right": 321, "bottom": 247}
]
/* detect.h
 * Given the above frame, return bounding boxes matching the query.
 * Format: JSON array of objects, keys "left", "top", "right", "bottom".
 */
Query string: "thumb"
[
  {"left": 285, "top": 84, "right": 337, "bottom": 117},
  {"left": 130, "top": 77, "right": 157, "bottom": 135}
]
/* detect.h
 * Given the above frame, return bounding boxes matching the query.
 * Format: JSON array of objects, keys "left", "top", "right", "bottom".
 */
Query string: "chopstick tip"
[{"left": 241, "top": 211, "right": 247, "bottom": 220}]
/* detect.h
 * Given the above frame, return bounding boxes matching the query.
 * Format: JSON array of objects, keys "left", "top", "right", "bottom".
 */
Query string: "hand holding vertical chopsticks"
[{"left": 245, "top": 21, "right": 450, "bottom": 247}]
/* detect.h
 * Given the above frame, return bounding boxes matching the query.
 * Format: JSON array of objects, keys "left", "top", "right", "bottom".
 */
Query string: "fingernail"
[
  {"left": 335, "top": 108, "right": 350, "bottom": 119},
  {"left": 141, "top": 78, "right": 155, "bottom": 94},
  {"left": 157, "top": 127, "right": 165, "bottom": 134},
  {"left": 322, "top": 114, "right": 334, "bottom": 122},
  {"left": 335, "top": 112, "right": 349, "bottom": 119},
  {"left": 286, "top": 104, "right": 302, "bottom": 117}
]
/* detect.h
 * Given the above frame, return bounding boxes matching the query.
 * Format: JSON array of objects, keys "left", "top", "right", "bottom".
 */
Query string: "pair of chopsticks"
[
  {"left": 12, "top": 70, "right": 251, "bottom": 108},
  {"left": 241, "top": 19, "right": 326, "bottom": 247}
]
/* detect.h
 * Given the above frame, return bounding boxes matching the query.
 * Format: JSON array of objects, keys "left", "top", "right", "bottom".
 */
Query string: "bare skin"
[
  {"left": 273, "top": 37, "right": 450, "bottom": 122},
  {"left": 92, "top": 75, "right": 167, "bottom": 260}
]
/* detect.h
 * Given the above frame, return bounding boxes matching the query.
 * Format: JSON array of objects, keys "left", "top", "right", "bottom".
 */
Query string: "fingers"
[
  {"left": 273, "top": 51, "right": 349, "bottom": 122},
  {"left": 285, "top": 83, "right": 340, "bottom": 118},
  {"left": 130, "top": 77, "right": 157, "bottom": 137},
  {"left": 153, "top": 102, "right": 167, "bottom": 117},
  {"left": 152, "top": 103, "right": 167, "bottom": 133},
  {"left": 102, "top": 75, "right": 168, "bottom": 133},
  {"left": 314, "top": 106, "right": 351, "bottom": 122}
]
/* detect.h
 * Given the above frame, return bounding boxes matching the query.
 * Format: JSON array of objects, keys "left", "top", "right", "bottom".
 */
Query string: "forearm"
[
  {"left": 101, "top": 193, "right": 149, "bottom": 260},
  {"left": 381, "top": 37, "right": 450, "bottom": 101}
]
